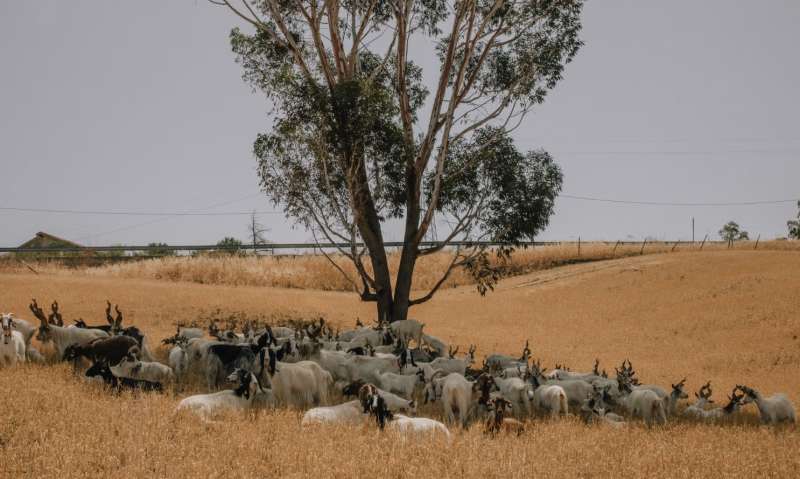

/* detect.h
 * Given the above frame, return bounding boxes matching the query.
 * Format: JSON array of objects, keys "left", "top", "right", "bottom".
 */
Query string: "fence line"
[{"left": 0, "top": 239, "right": 735, "bottom": 255}]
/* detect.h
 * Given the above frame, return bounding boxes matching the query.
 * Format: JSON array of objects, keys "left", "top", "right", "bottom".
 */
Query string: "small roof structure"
[{"left": 18, "top": 232, "right": 82, "bottom": 249}]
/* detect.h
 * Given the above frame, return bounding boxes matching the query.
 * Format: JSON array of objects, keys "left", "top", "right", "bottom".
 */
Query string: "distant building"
[{"left": 18, "top": 232, "right": 82, "bottom": 250}]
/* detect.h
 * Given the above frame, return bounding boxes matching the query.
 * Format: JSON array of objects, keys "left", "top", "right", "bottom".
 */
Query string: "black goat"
[{"left": 63, "top": 335, "right": 138, "bottom": 366}]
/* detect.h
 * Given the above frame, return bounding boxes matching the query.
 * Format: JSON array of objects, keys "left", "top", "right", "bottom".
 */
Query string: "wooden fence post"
[
  {"left": 578, "top": 236, "right": 581, "bottom": 257},
  {"left": 671, "top": 240, "right": 680, "bottom": 252},
  {"left": 640, "top": 239, "right": 647, "bottom": 255},
  {"left": 612, "top": 240, "right": 620, "bottom": 257},
  {"left": 754, "top": 234, "right": 761, "bottom": 250},
  {"left": 700, "top": 234, "right": 708, "bottom": 250}
]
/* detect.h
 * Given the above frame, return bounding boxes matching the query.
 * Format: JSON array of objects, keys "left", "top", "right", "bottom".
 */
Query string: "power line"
[
  {"left": 1, "top": 195, "right": 797, "bottom": 217},
  {"left": 72, "top": 193, "right": 272, "bottom": 243},
  {"left": 555, "top": 148, "right": 800, "bottom": 156},
  {"left": 559, "top": 194, "right": 798, "bottom": 207},
  {"left": 0, "top": 206, "right": 282, "bottom": 216}
]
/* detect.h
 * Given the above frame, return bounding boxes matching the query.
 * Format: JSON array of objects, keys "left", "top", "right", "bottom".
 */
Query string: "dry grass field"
[
  {"left": 1, "top": 249, "right": 799, "bottom": 478},
  {"left": 3, "top": 240, "right": 797, "bottom": 292}
]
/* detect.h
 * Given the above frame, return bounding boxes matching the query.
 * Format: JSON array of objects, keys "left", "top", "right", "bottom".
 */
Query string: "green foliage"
[
  {"left": 431, "top": 128, "right": 563, "bottom": 245},
  {"left": 142, "top": 243, "right": 175, "bottom": 258},
  {"left": 719, "top": 221, "right": 749, "bottom": 242},
  {"left": 221, "top": 0, "right": 584, "bottom": 317},
  {"left": 216, "top": 237, "right": 243, "bottom": 255},
  {"left": 788, "top": 201, "right": 800, "bottom": 240}
]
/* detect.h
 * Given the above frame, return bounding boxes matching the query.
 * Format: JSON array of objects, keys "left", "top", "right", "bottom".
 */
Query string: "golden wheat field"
[
  {"left": 1, "top": 249, "right": 799, "bottom": 478},
  {"left": 3, "top": 240, "right": 797, "bottom": 292}
]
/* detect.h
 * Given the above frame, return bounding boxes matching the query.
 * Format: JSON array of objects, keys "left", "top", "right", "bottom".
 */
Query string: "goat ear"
[
  {"left": 105, "top": 301, "right": 114, "bottom": 325},
  {"left": 114, "top": 306, "right": 123, "bottom": 328}
]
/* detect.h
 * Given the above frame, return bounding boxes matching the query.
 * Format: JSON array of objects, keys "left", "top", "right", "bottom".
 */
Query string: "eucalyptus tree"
[
  {"left": 212, "top": 0, "right": 583, "bottom": 322},
  {"left": 788, "top": 201, "right": 800, "bottom": 240}
]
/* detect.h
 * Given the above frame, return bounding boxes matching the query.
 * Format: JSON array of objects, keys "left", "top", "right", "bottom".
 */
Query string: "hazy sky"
[{"left": 1, "top": 1, "right": 798, "bottom": 247}]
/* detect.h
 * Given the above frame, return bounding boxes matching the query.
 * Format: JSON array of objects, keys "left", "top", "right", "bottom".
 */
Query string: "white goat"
[
  {"left": 388, "top": 415, "right": 451, "bottom": 441},
  {"left": 168, "top": 341, "right": 190, "bottom": 381},
  {"left": 622, "top": 388, "right": 667, "bottom": 426},
  {"left": 261, "top": 348, "right": 333, "bottom": 408},
  {"left": 1, "top": 314, "right": 26, "bottom": 365},
  {"left": 437, "top": 372, "right": 483, "bottom": 427},
  {"left": 111, "top": 347, "right": 176, "bottom": 384},
  {"left": 530, "top": 376, "right": 568, "bottom": 417},
  {"left": 373, "top": 370, "right": 425, "bottom": 400},
  {"left": 374, "top": 387, "right": 417, "bottom": 414},
  {"left": 344, "top": 354, "right": 400, "bottom": 383},
  {"left": 301, "top": 400, "right": 365, "bottom": 426},
  {"left": 695, "top": 387, "right": 746, "bottom": 420},
  {"left": 176, "top": 369, "right": 260, "bottom": 419},
  {"left": 29, "top": 300, "right": 108, "bottom": 358},
  {"left": 493, "top": 375, "right": 533, "bottom": 418},
  {"left": 2, "top": 314, "right": 36, "bottom": 347},
  {"left": 389, "top": 319, "right": 425, "bottom": 347},
  {"left": 369, "top": 392, "right": 450, "bottom": 441},
  {"left": 683, "top": 382, "right": 715, "bottom": 419},
  {"left": 738, "top": 385, "right": 796, "bottom": 424},
  {"left": 430, "top": 345, "right": 475, "bottom": 376}
]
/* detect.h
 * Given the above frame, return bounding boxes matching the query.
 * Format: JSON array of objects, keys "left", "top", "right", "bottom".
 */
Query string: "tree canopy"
[
  {"left": 788, "top": 201, "right": 800, "bottom": 240},
  {"left": 214, "top": 0, "right": 583, "bottom": 321},
  {"left": 719, "top": 221, "right": 749, "bottom": 242}
]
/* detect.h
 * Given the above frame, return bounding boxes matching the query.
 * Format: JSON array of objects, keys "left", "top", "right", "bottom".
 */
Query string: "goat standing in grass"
[
  {"left": 62, "top": 335, "right": 138, "bottom": 366},
  {"left": 1, "top": 314, "right": 26, "bottom": 366},
  {"left": 1, "top": 313, "right": 35, "bottom": 349},
  {"left": 619, "top": 381, "right": 667, "bottom": 426},
  {"left": 372, "top": 369, "right": 426, "bottom": 401},
  {"left": 260, "top": 347, "right": 333, "bottom": 408},
  {"left": 484, "top": 397, "right": 525, "bottom": 436},
  {"left": 427, "top": 372, "right": 494, "bottom": 428},
  {"left": 529, "top": 374, "right": 568, "bottom": 418},
  {"left": 737, "top": 385, "right": 796, "bottom": 424},
  {"left": 30, "top": 299, "right": 108, "bottom": 359},
  {"left": 430, "top": 345, "right": 476, "bottom": 376},
  {"left": 168, "top": 338, "right": 190, "bottom": 382},
  {"left": 389, "top": 319, "right": 425, "bottom": 348}
]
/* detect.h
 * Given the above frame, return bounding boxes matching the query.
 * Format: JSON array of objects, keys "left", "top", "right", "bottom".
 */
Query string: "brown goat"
[{"left": 485, "top": 397, "right": 525, "bottom": 436}]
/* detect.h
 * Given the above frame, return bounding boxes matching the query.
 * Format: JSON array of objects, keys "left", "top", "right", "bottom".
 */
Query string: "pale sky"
[{"left": 1, "top": 1, "right": 798, "bottom": 247}]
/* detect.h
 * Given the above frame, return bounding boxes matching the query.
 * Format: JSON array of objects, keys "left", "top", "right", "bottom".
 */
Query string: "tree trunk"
[
  {"left": 391, "top": 164, "right": 422, "bottom": 323},
  {"left": 350, "top": 153, "right": 394, "bottom": 324}
]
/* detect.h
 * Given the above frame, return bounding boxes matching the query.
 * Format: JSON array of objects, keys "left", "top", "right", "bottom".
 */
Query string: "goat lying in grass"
[
  {"left": 176, "top": 369, "right": 260, "bottom": 419},
  {"left": 683, "top": 382, "right": 715, "bottom": 419},
  {"left": 110, "top": 346, "right": 175, "bottom": 385},
  {"left": 85, "top": 361, "right": 163, "bottom": 393},
  {"left": 737, "top": 385, "right": 796, "bottom": 424},
  {"left": 301, "top": 400, "right": 365, "bottom": 426},
  {"left": 484, "top": 397, "right": 525, "bottom": 436},
  {"left": 581, "top": 385, "right": 626, "bottom": 428},
  {"left": 683, "top": 384, "right": 745, "bottom": 421},
  {"left": 368, "top": 391, "right": 451, "bottom": 442}
]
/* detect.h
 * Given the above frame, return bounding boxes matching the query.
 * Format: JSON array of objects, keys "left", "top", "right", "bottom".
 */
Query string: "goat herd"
[{"left": 1, "top": 299, "right": 796, "bottom": 442}]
